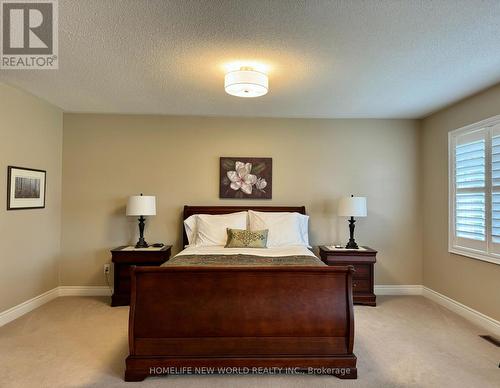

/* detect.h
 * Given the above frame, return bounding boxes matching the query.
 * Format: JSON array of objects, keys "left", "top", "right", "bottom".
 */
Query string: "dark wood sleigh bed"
[{"left": 125, "top": 206, "right": 357, "bottom": 381}]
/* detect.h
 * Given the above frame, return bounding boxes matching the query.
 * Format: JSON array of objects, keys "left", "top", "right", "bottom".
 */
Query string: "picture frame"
[
  {"left": 220, "top": 157, "right": 272, "bottom": 199},
  {"left": 7, "top": 166, "right": 47, "bottom": 210}
]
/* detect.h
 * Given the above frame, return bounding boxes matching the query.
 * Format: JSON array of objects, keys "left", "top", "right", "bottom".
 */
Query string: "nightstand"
[
  {"left": 319, "top": 246, "right": 377, "bottom": 306},
  {"left": 110, "top": 245, "right": 172, "bottom": 306}
]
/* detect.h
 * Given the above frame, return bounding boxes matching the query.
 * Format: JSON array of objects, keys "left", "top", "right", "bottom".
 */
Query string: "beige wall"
[
  {"left": 422, "top": 83, "right": 500, "bottom": 321},
  {"left": 0, "top": 83, "right": 63, "bottom": 312},
  {"left": 61, "top": 115, "right": 422, "bottom": 287}
]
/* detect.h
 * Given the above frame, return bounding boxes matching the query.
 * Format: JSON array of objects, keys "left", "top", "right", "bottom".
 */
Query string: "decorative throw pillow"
[{"left": 225, "top": 228, "right": 268, "bottom": 248}]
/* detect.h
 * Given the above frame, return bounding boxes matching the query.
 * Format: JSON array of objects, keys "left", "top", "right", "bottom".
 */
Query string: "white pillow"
[
  {"left": 183, "top": 215, "right": 198, "bottom": 246},
  {"left": 248, "top": 210, "right": 310, "bottom": 247},
  {"left": 297, "top": 213, "right": 310, "bottom": 247},
  {"left": 193, "top": 212, "right": 248, "bottom": 247}
]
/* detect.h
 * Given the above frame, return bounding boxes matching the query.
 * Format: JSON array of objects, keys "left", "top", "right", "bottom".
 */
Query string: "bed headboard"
[{"left": 182, "top": 205, "right": 306, "bottom": 248}]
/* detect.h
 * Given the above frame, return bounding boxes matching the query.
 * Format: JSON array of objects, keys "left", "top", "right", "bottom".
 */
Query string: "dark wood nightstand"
[
  {"left": 319, "top": 246, "right": 377, "bottom": 306},
  {"left": 110, "top": 245, "right": 172, "bottom": 306}
]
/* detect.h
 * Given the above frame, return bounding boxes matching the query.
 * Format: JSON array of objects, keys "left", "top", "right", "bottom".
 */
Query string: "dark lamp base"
[
  {"left": 345, "top": 240, "right": 359, "bottom": 249},
  {"left": 346, "top": 216, "right": 360, "bottom": 249},
  {"left": 135, "top": 239, "right": 149, "bottom": 248},
  {"left": 135, "top": 216, "right": 149, "bottom": 248}
]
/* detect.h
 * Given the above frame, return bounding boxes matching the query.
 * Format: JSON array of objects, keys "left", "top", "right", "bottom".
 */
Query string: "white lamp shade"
[
  {"left": 225, "top": 69, "right": 268, "bottom": 98},
  {"left": 338, "top": 196, "right": 367, "bottom": 217},
  {"left": 126, "top": 195, "right": 156, "bottom": 216}
]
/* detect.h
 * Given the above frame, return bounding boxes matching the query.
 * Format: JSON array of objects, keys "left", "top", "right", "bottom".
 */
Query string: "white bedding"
[{"left": 176, "top": 245, "right": 317, "bottom": 258}]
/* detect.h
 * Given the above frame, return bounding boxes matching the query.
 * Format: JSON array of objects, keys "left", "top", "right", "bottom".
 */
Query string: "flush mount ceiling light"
[{"left": 224, "top": 66, "right": 268, "bottom": 98}]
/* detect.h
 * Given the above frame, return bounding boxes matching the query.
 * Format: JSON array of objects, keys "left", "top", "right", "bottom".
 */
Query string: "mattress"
[{"left": 163, "top": 245, "right": 325, "bottom": 266}]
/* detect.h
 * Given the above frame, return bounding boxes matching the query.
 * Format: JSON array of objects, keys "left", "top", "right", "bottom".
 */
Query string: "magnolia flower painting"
[{"left": 220, "top": 157, "right": 272, "bottom": 199}]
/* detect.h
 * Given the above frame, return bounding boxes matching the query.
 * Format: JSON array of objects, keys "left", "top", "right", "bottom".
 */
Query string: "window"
[{"left": 449, "top": 115, "right": 500, "bottom": 265}]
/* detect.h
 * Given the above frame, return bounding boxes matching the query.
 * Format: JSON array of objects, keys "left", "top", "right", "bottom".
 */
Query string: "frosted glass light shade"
[
  {"left": 338, "top": 196, "right": 367, "bottom": 217},
  {"left": 126, "top": 195, "right": 156, "bottom": 216},
  {"left": 225, "top": 69, "right": 268, "bottom": 98}
]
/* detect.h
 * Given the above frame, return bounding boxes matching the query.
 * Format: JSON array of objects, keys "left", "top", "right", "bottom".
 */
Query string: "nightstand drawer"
[
  {"left": 325, "top": 254, "right": 358, "bottom": 262},
  {"left": 325, "top": 254, "right": 376, "bottom": 263},
  {"left": 352, "top": 264, "right": 370, "bottom": 279},
  {"left": 352, "top": 279, "right": 370, "bottom": 292}
]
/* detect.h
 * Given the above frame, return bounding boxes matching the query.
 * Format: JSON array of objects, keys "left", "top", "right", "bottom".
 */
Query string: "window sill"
[{"left": 449, "top": 247, "right": 500, "bottom": 266}]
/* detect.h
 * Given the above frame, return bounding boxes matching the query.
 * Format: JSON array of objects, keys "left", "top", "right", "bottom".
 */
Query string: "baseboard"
[
  {"left": 422, "top": 287, "right": 500, "bottom": 337},
  {"left": 375, "top": 285, "right": 423, "bottom": 295},
  {"left": 0, "top": 287, "right": 59, "bottom": 327},
  {"left": 58, "top": 286, "right": 112, "bottom": 297},
  {"left": 0, "top": 286, "right": 112, "bottom": 327}
]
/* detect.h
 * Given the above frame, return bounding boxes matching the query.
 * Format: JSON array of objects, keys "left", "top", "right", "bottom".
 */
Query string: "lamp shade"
[
  {"left": 225, "top": 68, "right": 268, "bottom": 98},
  {"left": 126, "top": 195, "right": 156, "bottom": 216},
  {"left": 338, "top": 196, "right": 367, "bottom": 217}
]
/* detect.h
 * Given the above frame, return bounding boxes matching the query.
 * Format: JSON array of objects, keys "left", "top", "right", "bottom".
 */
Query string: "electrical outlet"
[{"left": 103, "top": 264, "right": 110, "bottom": 274}]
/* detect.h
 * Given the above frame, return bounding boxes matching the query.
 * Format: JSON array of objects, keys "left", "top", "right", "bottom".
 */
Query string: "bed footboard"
[{"left": 125, "top": 266, "right": 356, "bottom": 381}]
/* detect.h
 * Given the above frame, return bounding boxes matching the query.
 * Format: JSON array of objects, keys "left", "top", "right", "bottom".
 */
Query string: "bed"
[{"left": 125, "top": 206, "right": 357, "bottom": 381}]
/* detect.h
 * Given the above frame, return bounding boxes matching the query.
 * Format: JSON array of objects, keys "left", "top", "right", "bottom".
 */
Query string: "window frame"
[{"left": 448, "top": 114, "right": 500, "bottom": 266}]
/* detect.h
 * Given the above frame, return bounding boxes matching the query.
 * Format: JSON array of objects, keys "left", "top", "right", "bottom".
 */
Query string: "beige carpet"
[{"left": 0, "top": 296, "right": 498, "bottom": 387}]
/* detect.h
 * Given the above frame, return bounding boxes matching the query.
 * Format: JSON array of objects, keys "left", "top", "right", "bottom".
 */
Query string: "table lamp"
[
  {"left": 126, "top": 194, "right": 156, "bottom": 248},
  {"left": 338, "top": 195, "right": 367, "bottom": 249}
]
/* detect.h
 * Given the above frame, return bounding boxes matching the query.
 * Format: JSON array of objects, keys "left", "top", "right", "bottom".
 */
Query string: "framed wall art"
[
  {"left": 7, "top": 166, "right": 46, "bottom": 210},
  {"left": 220, "top": 157, "right": 272, "bottom": 199}
]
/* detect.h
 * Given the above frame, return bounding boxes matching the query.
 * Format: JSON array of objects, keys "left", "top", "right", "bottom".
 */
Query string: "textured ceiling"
[{"left": 1, "top": 0, "right": 500, "bottom": 118}]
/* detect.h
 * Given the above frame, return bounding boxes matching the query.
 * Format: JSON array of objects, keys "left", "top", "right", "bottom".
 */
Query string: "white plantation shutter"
[
  {"left": 449, "top": 116, "right": 500, "bottom": 265},
  {"left": 455, "top": 192, "right": 485, "bottom": 240},
  {"left": 455, "top": 138, "right": 485, "bottom": 241},
  {"left": 456, "top": 140, "right": 485, "bottom": 189},
  {"left": 492, "top": 133, "right": 500, "bottom": 244},
  {"left": 492, "top": 192, "right": 500, "bottom": 243},
  {"left": 452, "top": 130, "right": 486, "bottom": 251}
]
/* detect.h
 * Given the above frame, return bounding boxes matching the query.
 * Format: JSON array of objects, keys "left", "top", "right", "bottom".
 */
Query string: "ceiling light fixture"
[{"left": 224, "top": 66, "right": 268, "bottom": 98}]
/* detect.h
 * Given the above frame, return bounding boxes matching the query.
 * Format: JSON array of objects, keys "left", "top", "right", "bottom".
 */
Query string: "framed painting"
[
  {"left": 220, "top": 157, "right": 272, "bottom": 199},
  {"left": 7, "top": 166, "right": 46, "bottom": 210}
]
